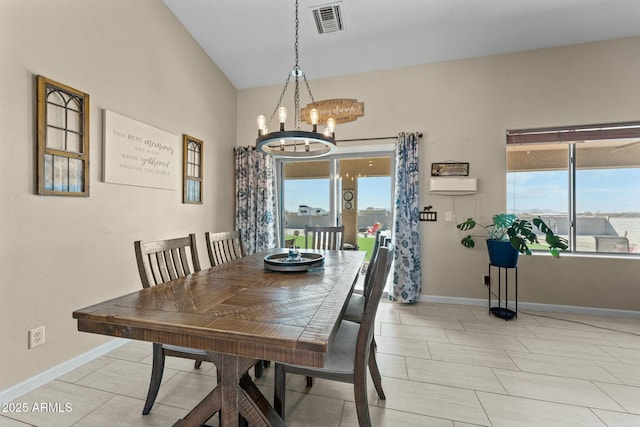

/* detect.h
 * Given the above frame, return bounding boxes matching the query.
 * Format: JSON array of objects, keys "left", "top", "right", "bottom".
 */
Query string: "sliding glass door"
[
  {"left": 281, "top": 160, "right": 333, "bottom": 248},
  {"left": 279, "top": 153, "right": 393, "bottom": 260}
]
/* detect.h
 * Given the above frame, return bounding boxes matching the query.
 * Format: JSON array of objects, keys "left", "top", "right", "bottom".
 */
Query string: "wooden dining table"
[{"left": 72, "top": 248, "right": 365, "bottom": 427}]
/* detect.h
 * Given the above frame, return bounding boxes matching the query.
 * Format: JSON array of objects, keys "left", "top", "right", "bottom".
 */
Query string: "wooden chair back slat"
[
  {"left": 205, "top": 230, "right": 247, "bottom": 267},
  {"left": 177, "top": 246, "right": 191, "bottom": 277},
  {"left": 154, "top": 251, "right": 172, "bottom": 283},
  {"left": 134, "top": 234, "right": 201, "bottom": 288},
  {"left": 304, "top": 225, "right": 345, "bottom": 250}
]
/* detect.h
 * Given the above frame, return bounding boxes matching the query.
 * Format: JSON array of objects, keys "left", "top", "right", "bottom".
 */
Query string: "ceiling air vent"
[{"left": 311, "top": 2, "right": 344, "bottom": 34}]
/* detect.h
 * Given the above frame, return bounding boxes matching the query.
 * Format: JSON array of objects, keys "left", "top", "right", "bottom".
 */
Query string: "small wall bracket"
[{"left": 419, "top": 205, "right": 437, "bottom": 222}]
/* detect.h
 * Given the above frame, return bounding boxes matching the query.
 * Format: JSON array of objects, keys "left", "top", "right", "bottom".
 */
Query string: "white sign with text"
[{"left": 103, "top": 110, "right": 179, "bottom": 190}]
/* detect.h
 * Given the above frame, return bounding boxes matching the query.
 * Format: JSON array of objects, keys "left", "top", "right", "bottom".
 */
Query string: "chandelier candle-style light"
[{"left": 256, "top": 0, "right": 337, "bottom": 158}]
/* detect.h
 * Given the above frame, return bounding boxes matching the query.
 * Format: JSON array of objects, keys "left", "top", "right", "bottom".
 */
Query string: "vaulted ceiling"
[{"left": 163, "top": 0, "right": 640, "bottom": 90}]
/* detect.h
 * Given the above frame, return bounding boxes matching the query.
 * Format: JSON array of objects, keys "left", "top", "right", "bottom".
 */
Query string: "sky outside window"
[{"left": 284, "top": 176, "right": 391, "bottom": 212}]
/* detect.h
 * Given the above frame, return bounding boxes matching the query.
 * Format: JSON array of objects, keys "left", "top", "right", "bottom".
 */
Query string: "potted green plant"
[{"left": 456, "top": 213, "right": 568, "bottom": 267}]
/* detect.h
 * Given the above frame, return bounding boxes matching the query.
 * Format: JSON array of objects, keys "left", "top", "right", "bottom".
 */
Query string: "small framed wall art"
[{"left": 431, "top": 162, "right": 469, "bottom": 177}]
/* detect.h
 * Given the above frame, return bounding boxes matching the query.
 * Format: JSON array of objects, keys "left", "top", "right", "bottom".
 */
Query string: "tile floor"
[{"left": 2, "top": 300, "right": 640, "bottom": 427}]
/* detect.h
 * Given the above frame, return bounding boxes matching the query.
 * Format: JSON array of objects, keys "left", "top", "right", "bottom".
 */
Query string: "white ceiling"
[{"left": 163, "top": 0, "right": 640, "bottom": 90}]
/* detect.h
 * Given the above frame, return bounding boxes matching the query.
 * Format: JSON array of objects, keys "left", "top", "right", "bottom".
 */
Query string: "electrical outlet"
[
  {"left": 482, "top": 274, "right": 490, "bottom": 286},
  {"left": 28, "top": 326, "right": 45, "bottom": 349}
]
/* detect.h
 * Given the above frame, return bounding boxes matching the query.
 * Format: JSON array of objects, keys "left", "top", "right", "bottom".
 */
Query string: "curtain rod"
[{"left": 336, "top": 133, "right": 422, "bottom": 143}]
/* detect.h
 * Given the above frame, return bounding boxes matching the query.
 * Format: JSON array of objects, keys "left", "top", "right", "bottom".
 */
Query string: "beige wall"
[
  {"left": 238, "top": 37, "right": 640, "bottom": 312},
  {"left": 2, "top": 0, "right": 639, "bottom": 394},
  {"left": 0, "top": 1, "right": 237, "bottom": 390}
]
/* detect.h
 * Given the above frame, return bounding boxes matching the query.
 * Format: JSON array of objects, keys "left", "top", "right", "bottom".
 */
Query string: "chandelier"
[{"left": 256, "top": 0, "right": 336, "bottom": 158}]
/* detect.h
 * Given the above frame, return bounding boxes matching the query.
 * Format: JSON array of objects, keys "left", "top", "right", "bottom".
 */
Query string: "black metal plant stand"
[{"left": 488, "top": 264, "right": 518, "bottom": 320}]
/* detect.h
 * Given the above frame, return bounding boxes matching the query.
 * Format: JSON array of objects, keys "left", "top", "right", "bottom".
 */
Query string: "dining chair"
[
  {"left": 274, "top": 244, "right": 394, "bottom": 427},
  {"left": 134, "top": 234, "right": 213, "bottom": 415},
  {"left": 351, "top": 230, "right": 382, "bottom": 297},
  {"left": 302, "top": 224, "right": 346, "bottom": 386},
  {"left": 304, "top": 225, "right": 345, "bottom": 250},
  {"left": 205, "top": 229, "right": 269, "bottom": 378},
  {"left": 343, "top": 230, "right": 388, "bottom": 322},
  {"left": 205, "top": 230, "right": 247, "bottom": 267}
]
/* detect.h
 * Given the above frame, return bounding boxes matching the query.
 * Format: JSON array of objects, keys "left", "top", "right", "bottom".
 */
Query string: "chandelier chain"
[
  {"left": 294, "top": 0, "right": 301, "bottom": 129},
  {"left": 257, "top": 0, "right": 336, "bottom": 158},
  {"left": 266, "top": 0, "right": 318, "bottom": 130},
  {"left": 267, "top": 73, "right": 291, "bottom": 126},
  {"left": 294, "top": 0, "right": 299, "bottom": 70},
  {"left": 303, "top": 73, "right": 316, "bottom": 109}
]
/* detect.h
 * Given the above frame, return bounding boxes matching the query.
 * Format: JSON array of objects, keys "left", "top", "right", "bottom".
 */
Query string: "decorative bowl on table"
[{"left": 263, "top": 251, "right": 324, "bottom": 272}]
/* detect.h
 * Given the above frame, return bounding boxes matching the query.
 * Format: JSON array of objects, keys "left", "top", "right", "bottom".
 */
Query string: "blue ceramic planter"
[{"left": 486, "top": 239, "right": 519, "bottom": 267}]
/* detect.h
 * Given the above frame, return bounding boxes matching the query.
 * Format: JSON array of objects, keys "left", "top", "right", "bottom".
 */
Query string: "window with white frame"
[{"left": 507, "top": 122, "right": 640, "bottom": 255}]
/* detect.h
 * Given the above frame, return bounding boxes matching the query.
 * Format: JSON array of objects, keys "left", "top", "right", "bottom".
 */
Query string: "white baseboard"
[
  {"left": 0, "top": 338, "right": 128, "bottom": 404},
  {"left": 420, "top": 295, "right": 640, "bottom": 319}
]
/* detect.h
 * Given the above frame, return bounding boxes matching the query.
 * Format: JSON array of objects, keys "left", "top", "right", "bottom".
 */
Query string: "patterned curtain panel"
[
  {"left": 234, "top": 146, "right": 277, "bottom": 254},
  {"left": 390, "top": 132, "right": 422, "bottom": 303}
]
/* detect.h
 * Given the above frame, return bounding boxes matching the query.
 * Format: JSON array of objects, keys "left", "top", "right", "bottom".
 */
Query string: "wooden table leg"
[
  {"left": 239, "top": 375, "right": 286, "bottom": 427},
  {"left": 175, "top": 352, "right": 285, "bottom": 427},
  {"left": 172, "top": 385, "right": 221, "bottom": 427},
  {"left": 220, "top": 353, "right": 242, "bottom": 426}
]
